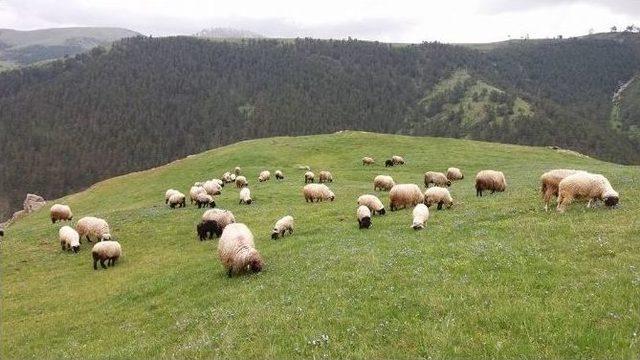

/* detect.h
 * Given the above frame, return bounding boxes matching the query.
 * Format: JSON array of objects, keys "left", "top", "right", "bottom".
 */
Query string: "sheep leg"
[
  {"left": 289, "top": 228, "right": 293, "bottom": 234},
  {"left": 100, "top": 259, "right": 107, "bottom": 269},
  {"left": 437, "top": 202, "right": 443, "bottom": 210},
  {"left": 93, "top": 259, "right": 98, "bottom": 270},
  {"left": 227, "top": 269, "right": 233, "bottom": 278},
  {"left": 86, "top": 236, "right": 93, "bottom": 243},
  {"left": 61, "top": 242, "right": 66, "bottom": 251}
]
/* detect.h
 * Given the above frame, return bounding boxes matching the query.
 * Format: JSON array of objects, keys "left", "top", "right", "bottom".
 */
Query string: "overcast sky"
[{"left": 1, "top": 0, "right": 638, "bottom": 43}]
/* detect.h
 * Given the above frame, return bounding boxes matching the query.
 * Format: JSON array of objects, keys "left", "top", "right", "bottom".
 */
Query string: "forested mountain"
[{"left": 0, "top": 34, "right": 639, "bottom": 219}]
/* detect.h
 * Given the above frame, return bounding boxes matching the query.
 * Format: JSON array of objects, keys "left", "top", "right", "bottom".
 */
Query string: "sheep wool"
[
  {"left": 318, "top": 171, "right": 333, "bottom": 183},
  {"left": 234, "top": 167, "right": 242, "bottom": 176},
  {"left": 392, "top": 155, "right": 405, "bottom": 165},
  {"left": 557, "top": 172, "right": 619, "bottom": 213},
  {"left": 235, "top": 176, "right": 248, "bottom": 188},
  {"left": 373, "top": 175, "right": 395, "bottom": 191},
  {"left": 258, "top": 170, "right": 271, "bottom": 182},
  {"left": 362, "top": 157, "right": 375, "bottom": 165},
  {"left": 304, "top": 171, "right": 315, "bottom": 184},
  {"left": 424, "top": 171, "right": 451, "bottom": 188},
  {"left": 165, "top": 189, "right": 180, "bottom": 204},
  {"left": 357, "top": 194, "right": 386, "bottom": 215},
  {"left": 222, "top": 172, "right": 234, "bottom": 183},
  {"left": 540, "top": 169, "right": 584, "bottom": 211},
  {"left": 411, "top": 204, "right": 430, "bottom": 230},
  {"left": 475, "top": 170, "right": 507, "bottom": 197},
  {"left": 59, "top": 225, "right": 80, "bottom": 253},
  {"left": 389, "top": 184, "right": 424, "bottom": 211},
  {"left": 275, "top": 170, "right": 284, "bottom": 180},
  {"left": 92, "top": 241, "right": 122, "bottom": 270},
  {"left": 76, "top": 216, "right": 111, "bottom": 243},
  {"left": 446, "top": 167, "right": 464, "bottom": 181},
  {"left": 168, "top": 192, "right": 186, "bottom": 208},
  {"left": 202, "top": 180, "right": 222, "bottom": 196},
  {"left": 195, "top": 193, "right": 216, "bottom": 208},
  {"left": 50, "top": 204, "right": 73, "bottom": 223},
  {"left": 271, "top": 215, "right": 294, "bottom": 239},
  {"left": 302, "top": 183, "right": 335, "bottom": 202},
  {"left": 357, "top": 205, "right": 372, "bottom": 229},
  {"left": 424, "top": 186, "right": 454, "bottom": 210},
  {"left": 189, "top": 185, "right": 206, "bottom": 204},
  {"left": 218, "top": 223, "right": 263, "bottom": 276},
  {"left": 202, "top": 209, "right": 236, "bottom": 231},
  {"left": 239, "top": 187, "right": 252, "bottom": 205}
]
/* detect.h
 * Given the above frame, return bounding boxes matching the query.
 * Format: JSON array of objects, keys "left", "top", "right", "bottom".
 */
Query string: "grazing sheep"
[
  {"left": 59, "top": 225, "right": 80, "bottom": 253},
  {"left": 392, "top": 155, "right": 405, "bottom": 165},
  {"left": 424, "top": 171, "right": 451, "bottom": 188},
  {"left": 218, "top": 223, "right": 263, "bottom": 277},
  {"left": 304, "top": 171, "right": 315, "bottom": 184},
  {"left": 475, "top": 170, "right": 507, "bottom": 197},
  {"left": 411, "top": 204, "right": 430, "bottom": 230},
  {"left": 165, "top": 189, "right": 180, "bottom": 204},
  {"left": 235, "top": 176, "right": 248, "bottom": 188},
  {"left": 540, "top": 169, "right": 585, "bottom": 211},
  {"left": 234, "top": 167, "right": 242, "bottom": 176},
  {"left": 357, "top": 194, "right": 386, "bottom": 215},
  {"left": 384, "top": 159, "right": 394, "bottom": 167},
  {"left": 213, "top": 178, "right": 224, "bottom": 188},
  {"left": 197, "top": 220, "right": 222, "bottom": 240},
  {"left": 318, "top": 170, "right": 333, "bottom": 183},
  {"left": 357, "top": 205, "right": 372, "bottom": 229},
  {"left": 194, "top": 182, "right": 203, "bottom": 187},
  {"left": 202, "top": 209, "right": 236, "bottom": 233},
  {"left": 195, "top": 193, "right": 216, "bottom": 208},
  {"left": 362, "top": 157, "right": 375, "bottom": 165},
  {"left": 202, "top": 180, "right": 222, "bottom": 196},
  {"left": 373, "top": 175, "right": 395, "bottom": 191},
  {"left": 557, "top": 172, "right": 619, "bottom": 213},
  {"left": 239, "top": 187, "right": 252, "bottom": 205},
  {"left": 424, "top": 186, "right": 454, "bottom": 210},
  {"left": 389, "top": 184, "right": 424, "bottom": 211},
  {"left": 222, "top": 172, "right": 234, "bottom": 183},
  {"left": 275, "top": 170, "right": 284, "bottom": 180},
  {"left": 446, "top": 167, "right": 464, "bottom": 181},
  {"left": 76, "top": 216, "right": 111, "bottom": 243},
  {"left": 189, "top": 185, "right": 206, "bottom": 204},
  {"left": 302, "top": 184, "right": 335, "bottom": 202},
  {"left": 50, "top": 204, "right": 73, "bottom": 223},
  {"left": 168, "top": 192, "right": 186, "bottom": 208},
  {"left": 271, "top": 215, "right": 294, "bottom": 239},
  {"left": 258, "top": 170, "right": 271, "bottom": 182},
  {"left": 91, "top": 241, "right": 122, "bottom": 270}
]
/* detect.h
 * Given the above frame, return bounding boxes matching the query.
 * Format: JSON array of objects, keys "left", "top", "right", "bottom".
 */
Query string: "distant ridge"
[{"left": 194, "top": 27, "right": 265, "bottom": 39}]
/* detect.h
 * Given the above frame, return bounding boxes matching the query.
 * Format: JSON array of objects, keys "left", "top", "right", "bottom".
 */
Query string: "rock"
[{"left": 23, "top": 193, "right": 45, "bottom": 213}]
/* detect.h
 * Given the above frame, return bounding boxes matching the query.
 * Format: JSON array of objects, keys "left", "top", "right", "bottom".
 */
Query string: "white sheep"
[
  {"left": 475, "top": 170, "right": 506, "bottom": 196},
  {"left": 76, "top": 216, "right": 111, "bottom": 243},
  {"left": 424, "top": 171, "right": 451, "bottom": 188},
  {"left": 424, "top": 186, "right": 453, "bottom": 210},
  {"left": 239, "top": 187, "right": 252, "bottom": 205},
  {"left": 258, "top": 170, "right": 271, "bottom": 182},
  {"left": 318, "top": 171, "right": 333, "bottom": 183},
  {"left": 202, "top": 180, "right": 222, "bottom": 196},
  {"left": 92, "top": 241, "right": 122, "bottom": 270},
  {"left": 213, "top": 178, "right": 224, "bottom": 188},
  {"left": 165, "top": 189, "right": 180, "bottom": 204},
  {"left": 59, "top": 225, "right": 80, "bottom": 253},
  {"left": 189, "top": 185, "right": 206, "bottom": 204},
  {"left": 389, "top": 184, "right": 424, "bottom": 211},
  {"left": 392, "top": 155, "right": 405, "bottom": 165},
  {"left": 302, "top": 183, "right": 335, "bottom": 202},
  {"left": 411, "top": 204, "right": 430, "bottom": 230},
  {"left": 195, "top": 193, "right": 216, "bottom": 208},
  {"left": 50, "top": 204, "right": 73, "bottom": 223},
  {"left": 357, "top": 205, "right": 372, "bottom": 229},
  {"left": 373, "top": 175, "right": 395, "bottom": 191},
  {"left": 357, "top": 194, "right": 386, "bottom": 215},
  {"left": 235, "top": 175, "right": 248, "bottom": 188},
  {"left": 168, "top": 192, "right": 186, "bottom": 208},
  {"left": 202, "top": 209, "right": 236, "bottom": 230},
  {"left": 362, "top": 157, "right": 375, "bottom": 165},
  {"left": 234, "top": 166, "right": 242, "bottom": 176},
  {"left": 271, "top": 215, "right": 294, "bottom": 239},
  {"left": 304, "top": 171, "right": 315, "bottom": 184},
  {"left": 218, "top": 223, "right": 263, "bottom": 277},
  {"left": 540, "top": 169, "right": 585, "bottom": 211},
  {"left": 275, "top": 170, "right": 284, "bottom": 180},
  {"left": 222, "top": 172, "right": 234, "bottom": 183},
  {"left": 557, "top": 172, "right": 619, "bottom": 213},
  {"left": 446, "top": 167, "right": 464, "bottom": 181}
]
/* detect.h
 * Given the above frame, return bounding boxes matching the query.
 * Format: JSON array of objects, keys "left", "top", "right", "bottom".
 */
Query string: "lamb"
[
  {"left": 446, "top": 167, "right": 464, "bottom": 181},
  {"left": 540, "top": 169, "right": 585, "bottom": 211},
  {"left": 50, "top": 204, "right": 73, "bottom": 223},
  {"left": 424, "top": 186, "right": 454, "bottom": 210},
  {"left": 197, "top": 220, "right": 222, "bottom": 240},
  {"left": 91, "top": 241, "right": 122, "bottom": 270},
  {"left": 234, "top": 166, "right": 242, "bottom": 176},
  {"left": 222, "top": 172, "right": 234, "bottom": 183},
  {"left": 392, "top": 155, "right": 405, "bottom": 165},
  {"left": 362, "top": 157, "right": 375, "bottom": 165},
  {"left": 195, "top": 193, "right": 216, "bottom": 208},
  {"left": 302, "top": 183, "right": 335, "bottom": 202},
  {"left": 557, "top": 172, "right": 619, "bottom": 213},
  {"left": 357, "top": 194, "right": 386, "bottom": 215},
  {"left": 165, "top": 189, "right": 180, "bottom": 204},
  {"left": 318, "top": 170, "right": 333, "bottom": 183},
  {"left": 389, "top": 184, "right": 424, "bottom": 211},
  {"left": 258, "top": 170, "right": 271, "bottom": 182},
  {"left": 202, "top": 209, "right": 236, "bottom": 232},
  {"left": 189, "top": 185, "right": 206, "bottom": 204},
  {"left": 76, "top": 216, "right": 111, "bottom": 243},
  {"left": 475, "top": 170, "right": 507, "bottom": 196},
  {"left": 239, "top": 187, "right": 252, "bottom": 205},
  {"left": 271, "top": 215, "right": 294, "bottom": 239},
  {"left": 304, "top": 171, "right": 315, "bottom": 183},
  {"left": 424, "top": 171, "right": 451, "bottom": 188},
  {"left": 373, "top": 175, "right": 395, "bottom": 191},
  {"left": 357, "top": 205, "right": 372, "bottom": 229},
  {"left": 235, "top": 175, "right": 248, "bottom": 188},
  {"left": 275, "top": 170, "right": 284, "bottom": 180},
  {"left": 202, "top": 180, "right": 222, "bottom": 196},
  {"left": 411, "top": 204, "right": 430, "bottom": 230},
  {"left": 59, "top": 225, "right": 80, "bottom": 253},
  {"left": 168, "top": 192, "right": 186, "bottom": 208},
  {"left": 218, "top": 223, "right": 263, "bottom": 277},
  {"left": 384, "top": 159, "right": 394, "bottom": 167}
]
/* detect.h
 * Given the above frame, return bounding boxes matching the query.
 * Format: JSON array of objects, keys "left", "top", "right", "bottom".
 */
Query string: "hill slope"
[{"left": 2, "top": 132, "right": 639, "bottom": 359}]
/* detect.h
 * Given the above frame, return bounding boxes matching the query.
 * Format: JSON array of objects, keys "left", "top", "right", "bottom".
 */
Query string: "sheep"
[
  {"left": 197, "top": 220, "right": 222, "bottom": 240},
  {"left": 213, "top": 178, "right": 225, "bottom": 188},
  {"left": 168, "top": 192, "right": 186, "bottom": 208},
  {"left": 222, "top": 172, "right": 234, "bottom": 183},
  {"left": 235, "top": 175, "right": 248, "bottom": 188},
  {"left": 362, "top": 157, "right": 375, "bottom": 165},
  {"left": 475, "top": 170, "right": 506, "bottom": 197},
  {"left": 318, "top": 170, "right": 333, "bottom": 183},
  {"left": 230, "top": 173, "right": 236, "bottom": 182},
  {"left": 59, "top": 225, "right": 80, "bottom": 253},
  {"left": 304, "top": 171, "right": 315, "bottom": 183},
  {"left": 218, "top": 223, "right": 263, "bottom": 277},
  {"left": 234, "top": 166, "right": 242, "bottom": 176},
  {"left": 165, "top": 189, "right": 180, "bottom": 204},
  {"left": 275, "top": 170, "right": 284, "bottom": 180},
  {"left": 392, "top": 155, "right": 405, "bottom": 165},
  {"left": 384, "top": 159, "right": 394, "bottom": 167},
  {"left": 239, "top": 187, "right": 252, "bottom": 205},
  {"left": 373, "top": 175, "right": 395, "bottom": 191},
  {"left": 540, "top": 169, "right": 585, "bottom": 211},
  {"left": 271, "top": 215, "right": 294, "bottom": 239},
  {"left": 202, "top": 180, "right": 222, "bottom": 196},
  {"left": 389, "top": 184, "right": 424, "bottom": 211},
  {"left": 357, "top": 205, "right": 372, "bottom": 229},
  {"left": 258, "top": 170, "right": 271, "bottom": 182},
  {"left": 446, "top": 167, "right": 464, "bottom": 181},
  {"left": 194, "top": 182, "right": 203, "bottom": 186},
  {"left": 424, "top": 186, "right": 454, "bottom": 210},
  {"left": 411, "top": 204, "right": 430, "bottom": 230},
  {"left": 195, "top": 193, "right": 216, "bottom": 208},
  {"left": 76, "top": 216, "right": 111, "bottom": 243},
  {"left": 424, "top": 171, "right": 451, "bottom": 188},
  {"left": 302, "top": 184, "right": 335, "bottom": 202},
  {"left": 557, "top": 172, "right": 619, "bottom": 213},
  {"left": 91, "top": 241, "right": 122, "bottom": 270},
  {"left": 202, "top": 209, "right": 236, "bottom": 233},
  {"left": 357, "top": 194, "right": 386, "bottom": 215},
  {"left": 189, "top": 185, "right": 206, "bottom": 204},
  {"left": 50, "top": 204, "right": 73, "bottom": 223}
]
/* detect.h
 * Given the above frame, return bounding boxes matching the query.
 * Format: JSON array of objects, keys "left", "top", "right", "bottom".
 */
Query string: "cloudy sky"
[{"left": 1, "top": 0, "right": 638, "bottom": 43}]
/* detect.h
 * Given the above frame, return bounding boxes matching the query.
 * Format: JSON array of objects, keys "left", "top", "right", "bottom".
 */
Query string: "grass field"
[{"left": 2, "top": 131, "right": 639, "bottom": 359}]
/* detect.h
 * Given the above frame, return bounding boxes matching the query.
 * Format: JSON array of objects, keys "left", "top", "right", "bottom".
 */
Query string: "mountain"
[
  {"left": 0, "top": 33, "right": 639, "bottom": 220},
  {"left": 0, "top": 27, "right": 139, "bottom": 67},
  {"left": 3, "top": 131, "right": 639, "bottom": 358},
  {"left": 194, "top": 27, "right": 264, "bottom": 39}
]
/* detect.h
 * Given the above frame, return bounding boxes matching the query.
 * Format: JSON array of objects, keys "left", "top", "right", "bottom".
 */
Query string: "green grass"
[{"left": 2, "top": 131, "right": 639, "bottom": 359}]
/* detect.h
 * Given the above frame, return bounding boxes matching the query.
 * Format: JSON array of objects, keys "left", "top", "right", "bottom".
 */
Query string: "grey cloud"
[{"left": 482, "top": 0, "right": 640, "bottom": 16}]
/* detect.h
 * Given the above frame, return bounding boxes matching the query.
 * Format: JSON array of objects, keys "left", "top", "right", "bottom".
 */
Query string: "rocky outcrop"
[{"left": 3, "top": 193, "right": 46, "bottom": 226}]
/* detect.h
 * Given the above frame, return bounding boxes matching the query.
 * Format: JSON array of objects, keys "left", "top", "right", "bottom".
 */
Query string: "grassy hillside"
[{"left": 2, "top": 132, "right": 638, "bottom": 359}]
